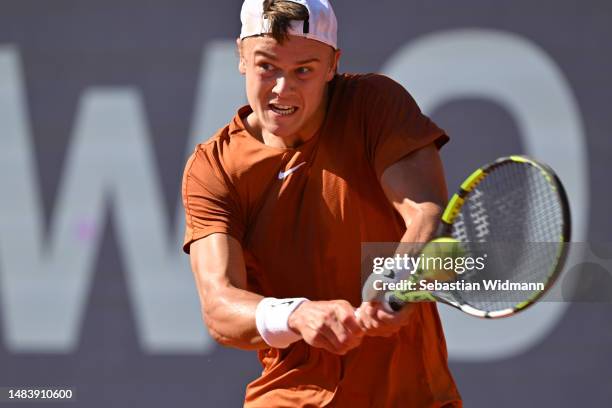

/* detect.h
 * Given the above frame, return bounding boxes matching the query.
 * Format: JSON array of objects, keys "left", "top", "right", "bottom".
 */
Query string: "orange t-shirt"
[{"left": 182, "top": 73, "right": 462, "bottom": 407}]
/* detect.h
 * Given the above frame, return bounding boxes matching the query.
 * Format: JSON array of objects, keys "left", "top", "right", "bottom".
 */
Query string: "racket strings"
[{"left": 441, "top": 161, "right": 565, "bottom": 312}]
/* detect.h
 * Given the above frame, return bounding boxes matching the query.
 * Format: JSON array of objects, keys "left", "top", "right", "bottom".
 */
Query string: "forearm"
[
  {"left": 398, "top": 202, "right": 443, "bottom": 245},
  {"left": 190, "top": 234, "right": 270, "bottom": 350},
  {"left": 358, "top": 204, "right": 443, "bottom": 328},
  {"left": 202, "top": 283, "right": 266, "bottom": 350},
  {"left": 192, "top": 241, "right": 308, "bottom": 351},
  {"left": 380, "top": 143, "right": 448, "bottom": 247},
  {"left": 205, "top": 287, "right": 363, "bottom": 355}
]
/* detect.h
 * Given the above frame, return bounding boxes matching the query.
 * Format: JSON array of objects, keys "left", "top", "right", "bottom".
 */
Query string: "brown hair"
[{"left": 262, "top": 0, "right": 309, "bottom": 44}]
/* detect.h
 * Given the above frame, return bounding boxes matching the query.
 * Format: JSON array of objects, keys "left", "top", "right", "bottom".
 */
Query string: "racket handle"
[
  {"left": 385, "top": 293, "right": 405, "bottom": 312},
  {"left": 384, "top": 290, "right": 437, "bottom": 312}
]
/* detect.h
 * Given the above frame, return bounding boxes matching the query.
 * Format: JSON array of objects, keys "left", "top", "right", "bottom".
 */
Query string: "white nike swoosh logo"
[{"left": 278, "top": 162, "right": 306, "bottom": 179}]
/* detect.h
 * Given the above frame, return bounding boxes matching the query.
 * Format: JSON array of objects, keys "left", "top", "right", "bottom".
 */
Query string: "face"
[{"left": 238, "top": 35, "right": 341, "bottom": 143}]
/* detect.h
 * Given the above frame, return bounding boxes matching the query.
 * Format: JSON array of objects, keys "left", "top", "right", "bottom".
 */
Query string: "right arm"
[
  {"left": 189, "top": 233, "right": 264, "bottom": 350},
  {"left": 189, "top": 233, "right": 364, "bottom": 354}
]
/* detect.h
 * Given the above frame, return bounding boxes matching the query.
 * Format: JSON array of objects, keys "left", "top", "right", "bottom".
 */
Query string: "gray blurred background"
[{"left": 1, "top": 1, "right": 611, "bottom": 406}]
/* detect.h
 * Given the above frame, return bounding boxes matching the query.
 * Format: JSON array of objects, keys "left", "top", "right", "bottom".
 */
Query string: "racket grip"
[
  {"left": 385, "top": 293, "right": 406, "bottom": 312},
  {"left": 384, "top": 289, "right": 437, "bottom": 312}
]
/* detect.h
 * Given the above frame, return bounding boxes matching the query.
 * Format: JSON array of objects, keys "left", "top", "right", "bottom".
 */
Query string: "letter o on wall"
[{"left": 382, "top": 29, "right": 588, "bottom": 361}]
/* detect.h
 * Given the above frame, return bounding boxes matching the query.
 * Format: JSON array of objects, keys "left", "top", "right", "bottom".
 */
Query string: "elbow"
[
  {"left": 202, "top": 312, "right": 234, "bottom": 348},
  {"left": 206, "top": 322, "right": 233, "bottom": 347},
  {"left": 204, "top": 316, "right": 262, "bottom": 350},
  {"left": 200, "top": 301, "right": 262, "bottom": 350},
  {"left": 201, "top": 305, "right": 231, "bottom": 346}
]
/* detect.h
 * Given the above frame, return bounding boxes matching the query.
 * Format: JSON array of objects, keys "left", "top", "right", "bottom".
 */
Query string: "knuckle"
[
  {"left": 342, "top": 300, "right": 355, "bottom": 311},
  {"left": 339, "top": 314, "right": 353, "bottom": 325},
  {"left": 323, "top": 309, "right": 336, "bottom": 321},
  {"left": 333, "top": 299, "right": 351, "bottom": 309},
  {"left": 313, "top": 321, "right": 326, "bottom": 332},
  {"left": 321, "top": 317, "right": 334, "bottom": 329}
]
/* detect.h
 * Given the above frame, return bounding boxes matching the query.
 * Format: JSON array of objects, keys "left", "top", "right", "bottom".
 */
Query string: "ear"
[
  {"left": 326, "top": 49, "right": 342, "bottom": 81},
  {"left": 236, "top": 38, "right": 247, "bottom": 75}
]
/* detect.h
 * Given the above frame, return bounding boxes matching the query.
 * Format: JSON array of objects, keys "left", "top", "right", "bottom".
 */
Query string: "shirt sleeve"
[
  {"left": 359, "top": 74, "right": 449, "bottom": 179},
  {"left": 181, "top": 144, "right": 245, "bottom": 254}
]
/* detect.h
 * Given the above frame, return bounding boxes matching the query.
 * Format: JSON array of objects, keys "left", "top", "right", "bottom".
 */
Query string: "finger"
[
  {"left": 320, "top": 323, "right": 353, "bottom": 354},
  {"left": 366, "top": 301, "right": 385, "bottom": 315},
  {"left": 356, "top": 303, "right": 380, "bottom": 330},
  {"left": 298, "top": 307, "right": 347, "bottom": 354},
  {"left": 359, "top": 312, "right": 381, "bottom": 332},
  {"left": 305, "top": 310, "right": 350, "bottom": 354},
  {"left": 362, "top": 302, "right": 389, "bottom": 322},
  {"left": 374, "top": 306, "right": 397, "bottom": 322},
  {"left": 327, "top": 313, "right": 355, "bottom": 350},
  {"left": 303, "top": 314, "right": 345, "bottom": 354},
  {"left": 356, "top": 302, "right": 375, "bottom": 319},
  {"left": 344, "top": 316, "right": 365, "bottom": 338},
  {"left": 363, "top": 304, "right": 399, "bottom": 332},
  {"left": 337, "top": 308, "right": 364, "bottom": 337},
  {"left": 354, "top": 308, "right": 370, "bottom": 331},
  {"left": 310, "top": 331, "right": 342, "bottom": 355},
  {"left": 333, "top": 310, "right": 365, "bottom": 352}
]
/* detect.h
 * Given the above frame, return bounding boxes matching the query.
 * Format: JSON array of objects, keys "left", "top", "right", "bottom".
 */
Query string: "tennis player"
[{"left": 182, "top": 0, "right": 462, "bottom": 406}]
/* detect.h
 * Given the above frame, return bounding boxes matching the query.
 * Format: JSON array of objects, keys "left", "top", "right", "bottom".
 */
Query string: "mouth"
[{"left": 269, "top": 103, "right": 298, "bottom": 116}]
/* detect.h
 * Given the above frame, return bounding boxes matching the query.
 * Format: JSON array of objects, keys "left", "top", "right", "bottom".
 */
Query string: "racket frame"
[{"left": 391, "top": 155, "right": 572, "bottom": 318}]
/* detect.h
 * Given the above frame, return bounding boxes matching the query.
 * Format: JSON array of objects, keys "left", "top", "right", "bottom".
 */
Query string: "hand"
[
  {"left": 355, "top": 301, "right": 416, "bottom": 338},
  {"left": 287, "top": 300, "right": 365, "bottom": 355}
]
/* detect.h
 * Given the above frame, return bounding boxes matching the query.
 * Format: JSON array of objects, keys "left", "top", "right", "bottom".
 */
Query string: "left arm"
[
  {"left": 356, "top": 143, "right": 448, "bottom": 336},
  {"left": 380, "top": 143, "right": 447, "bottom": 243}
]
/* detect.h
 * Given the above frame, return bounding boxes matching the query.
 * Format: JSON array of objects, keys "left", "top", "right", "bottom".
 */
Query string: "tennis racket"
[{"left": 364, "top": 155, "right": 571, "bottom": 318}]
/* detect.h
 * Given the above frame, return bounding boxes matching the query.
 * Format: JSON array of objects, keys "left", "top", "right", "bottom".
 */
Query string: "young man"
[{"left": 182, "top": 0, "right": 462, "bottom": 406}]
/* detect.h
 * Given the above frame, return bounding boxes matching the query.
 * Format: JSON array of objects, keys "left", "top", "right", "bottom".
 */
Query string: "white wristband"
[{"left": 255, "top": 297, "right": 308, "bottom": 349}]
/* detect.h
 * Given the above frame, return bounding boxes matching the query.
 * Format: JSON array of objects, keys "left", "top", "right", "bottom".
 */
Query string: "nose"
[{"left": 272, "top": 75, "right": 293, "bottom": 96}]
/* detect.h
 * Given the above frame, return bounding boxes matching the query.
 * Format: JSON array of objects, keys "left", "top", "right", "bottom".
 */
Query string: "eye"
[
  {"left": 296, "top": 66, "right": 312, "bottom": 75},
  {"left": 257, "top": 62, "right": 274, "bottom": 72}
]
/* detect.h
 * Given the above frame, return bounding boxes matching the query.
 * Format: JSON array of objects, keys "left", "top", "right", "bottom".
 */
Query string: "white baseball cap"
[{"left": 240, "top": 0, "right": 338, "bottom": 49}]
